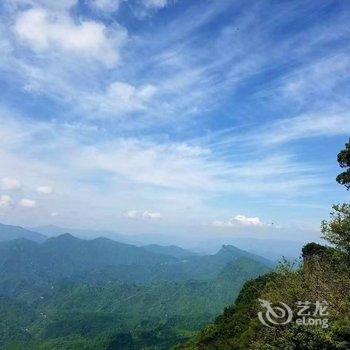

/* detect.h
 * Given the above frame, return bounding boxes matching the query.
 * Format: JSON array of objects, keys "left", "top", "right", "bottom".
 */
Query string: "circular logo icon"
[{"left": 258, "top": 298, "right": 293, "bottom": 327}]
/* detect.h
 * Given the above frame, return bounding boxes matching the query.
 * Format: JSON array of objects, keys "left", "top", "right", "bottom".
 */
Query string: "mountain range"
[
  {"left": 0, "top": 222, "right": 272, "bottom": 349},
  {"left": 31, "top": 224, "right": 305, "bottom": 260},
  {"left": 0, "top": 232, "right": 273, "bottom": 291}
]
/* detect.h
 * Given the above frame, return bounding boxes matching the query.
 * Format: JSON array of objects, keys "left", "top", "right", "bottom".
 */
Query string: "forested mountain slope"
[{"left": 0, "top": 232, "right": 271, "bottom": 349}]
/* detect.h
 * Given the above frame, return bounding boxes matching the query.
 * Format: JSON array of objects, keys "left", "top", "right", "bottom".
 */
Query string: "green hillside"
[{"left": 0, "top": 232, "right": 270, "bottom": 349}]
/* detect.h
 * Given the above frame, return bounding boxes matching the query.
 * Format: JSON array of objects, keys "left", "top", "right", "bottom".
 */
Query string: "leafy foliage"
[
  {"left": 322, "top": 204, "right": 350, "bottom": 255},
  {"left": 336, "top": 138, "right": 350, "bottom": 190}
]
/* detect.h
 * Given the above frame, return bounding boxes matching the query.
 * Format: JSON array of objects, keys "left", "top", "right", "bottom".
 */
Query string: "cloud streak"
[
  {"left": 19, "top": 198, "right": 36, "bottom": 208},
  {"left": 124, "top": 210, "right": 162, "bottom": 220},
  {"left": 1, "top": 177, "right": 21, "bottom": 191},
  {"left": 37, "top": 186, "right": 54, "bottom": 194},
  {"left": 0, "top": 195, "right": 12, "bottom": 208},
  {"left": 212, "top": 214, "right": 263, "bottom": 228}
]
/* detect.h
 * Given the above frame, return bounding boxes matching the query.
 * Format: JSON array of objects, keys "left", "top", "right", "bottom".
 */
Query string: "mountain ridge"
[{"left": 0, "top": 223, "right": 47, "bottom": 243}]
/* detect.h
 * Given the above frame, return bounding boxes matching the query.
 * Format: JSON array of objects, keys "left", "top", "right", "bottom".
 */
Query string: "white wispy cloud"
[
  {"left": 1, "top": 177, "right": 21, "bottom": 191},
  {"left": 0, "top": 110, "right": 330, "bottom": 198},
  {"left": 19, "top": 198, "right": 36, "bottom": 208},
  {"left": 9, "top": 0, "right": 77, "bottom": 11},
  {"left": 281, "top": 55, "right": 350, "bottom": 103},
  {"left": 0, "top": 195, "right": 12, "bottom": 208},
  {"left": 78, "top": 139, "right": 218, "bottom": 190},
  {"left": 0, "top": 0, "right": 128, "bottom": 110},
  {"left": 36, "top": 186, "right": 53, "bottom": 194},
  {"left": 208, "top": 111, "right": 350, "bottom": 152},
  {"left": 259, "top": 112, "right": 350, "bottom": 146},
  {"left": 124, "top": 210, "right": 162, "bottom": 220},
  {"left": 143, "top": 0, "right": 168, "bottom": 9},
  {"left": 212, "top": 214, "right": 263, "bottom": 228},
  {"left": 124, "top": 210, "right": 139, "bottom": 219},
  {"left": 142, "top": 211, "right": 162, "bottom": 219},
  {"left": 14, "top": 7, "right": 126, "bottom": 67},
  {"left": 85, "top": 81, "right": 158, "bottom": 117},
  {"left": 89, "top": 0, "right": 124, "bottom": 13}
]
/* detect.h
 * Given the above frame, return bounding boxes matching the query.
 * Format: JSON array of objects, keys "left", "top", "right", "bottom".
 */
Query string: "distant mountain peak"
[
  {"left": 142, "top": 243, "right": 198, "bottom": 258},
  {"left": 215, "top": 244, "right": 273, "bottom": 267},
  {"left": 47, "top": 233, "right": 80, "bottom": 242},
  {"left": 0, "top": 222, "right": 47, "bottom": 243},
  {"left": 217, "top": 244, "right": 241, "bottom": 254}
]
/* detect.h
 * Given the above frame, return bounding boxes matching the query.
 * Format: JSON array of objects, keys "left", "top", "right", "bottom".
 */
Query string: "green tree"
[
  {"left": 321, "top": 139, "right": 350, "bottom": 255},
  {"left": 321, "top": 204, "right": 350, "bottom": 255},
  {"left": 301, "top": 242, "right": 333, "bottom": 259},
  {"left": 336, "top": 138, "right": 350, "bottom": 190}
]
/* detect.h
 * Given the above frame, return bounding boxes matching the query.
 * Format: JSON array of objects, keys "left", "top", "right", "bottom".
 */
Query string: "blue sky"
[{"left": 0, "top": 0, "right": 349, "bottom": 241}]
